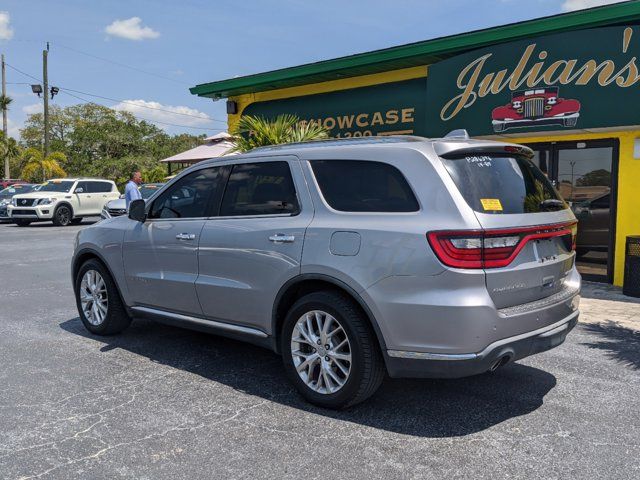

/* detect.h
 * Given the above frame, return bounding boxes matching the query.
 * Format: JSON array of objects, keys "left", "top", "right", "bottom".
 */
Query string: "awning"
[{"left": 160, "top": 132, "right": 237, "bottom": 164}]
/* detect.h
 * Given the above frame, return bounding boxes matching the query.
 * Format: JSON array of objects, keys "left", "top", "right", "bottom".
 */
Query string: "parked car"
[
  {"left": 571, "top": 192, "right": 610, "bottom": 257},
  {"left": 492, "top": 86, "right": 581, "bottom": 133},
  {"left": 8, "top": 178, "right": 120, "bottom": 227},
  {"left": 0, "top": 183, "right": 38, "bottom": 222},
  {"left": 0, "top": 179, "right": 27, "bottom": 190},
  {"left": 100, "top": 182, "right": 165, "bottom": 220},
  {"left": 72, "top": 134, "right": 581, "bottom": 409}
]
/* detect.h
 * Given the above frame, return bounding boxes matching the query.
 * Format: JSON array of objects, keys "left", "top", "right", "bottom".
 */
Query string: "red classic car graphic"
[{"left": 491, "top": 87, "right": 581, "bottom": 133}]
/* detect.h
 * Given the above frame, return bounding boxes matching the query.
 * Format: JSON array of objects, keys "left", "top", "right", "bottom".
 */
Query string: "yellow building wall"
[
  {"left": 507, "top": 130, "right": 640, "bottom": 286},
  {"left": 226, "top": 66, "right": 639, "bottom": 286}
]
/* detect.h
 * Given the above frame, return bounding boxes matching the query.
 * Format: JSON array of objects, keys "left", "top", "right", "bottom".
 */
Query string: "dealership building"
[{"left": 191, "top": 2, "right": 640, "bottom": 286}]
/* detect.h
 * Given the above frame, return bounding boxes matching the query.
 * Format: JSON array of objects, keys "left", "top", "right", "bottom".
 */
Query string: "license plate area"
[{"left": 534, "top": 238, "right": 561, "bottom": 263}]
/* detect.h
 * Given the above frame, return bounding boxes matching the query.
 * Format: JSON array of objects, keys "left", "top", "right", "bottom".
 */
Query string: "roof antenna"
[{"left": 444, "top": 129, "right": 469, "bottom": 140}]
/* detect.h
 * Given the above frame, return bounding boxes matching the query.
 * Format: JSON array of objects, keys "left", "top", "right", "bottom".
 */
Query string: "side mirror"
[
  {"left": 128, "top": 199, "right": 146, "bottom": 222},
  {"left": 75, "top": 187, "right": 84, "bottom": 194}
]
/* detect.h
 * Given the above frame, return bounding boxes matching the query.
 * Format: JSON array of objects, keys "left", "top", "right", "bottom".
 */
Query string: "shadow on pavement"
[
  {"left": 60, "top": 317, "right": 557, "bottom": 438},
  {"left": 580, "top": 322, "right": 640, "bottom": 370},
  {"left": 580, "top": 282, "right": 640, "bottom": 304}
]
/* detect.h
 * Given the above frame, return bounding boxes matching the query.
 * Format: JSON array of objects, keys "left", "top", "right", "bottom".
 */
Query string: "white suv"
[{"left": 9, "top": 178, "right": 120, "bottom": 227}]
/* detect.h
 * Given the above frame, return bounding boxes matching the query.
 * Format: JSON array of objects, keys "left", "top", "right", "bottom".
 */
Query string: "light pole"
[{"left": 30, "top": 43, "right": 58, "bottom": 161}]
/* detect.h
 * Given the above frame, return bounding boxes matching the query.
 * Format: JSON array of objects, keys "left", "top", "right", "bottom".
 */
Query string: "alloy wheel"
[
  {"left": 57, "top": 207, "right": 71, "bottom": 225},
  {"left": 290, "top": 310, "right": 352, "bottom": 394},
  {"left": 79, "top": 270, "right": 108, "bottom": 326}
]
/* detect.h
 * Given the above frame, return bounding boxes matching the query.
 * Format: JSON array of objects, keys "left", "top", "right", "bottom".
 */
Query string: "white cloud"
[
  {"left": 6, "top": 117, "right": 21, "bottom": 139},
  {"left": 104, "top": 17, "right": 159, "bottom": 41},
  {"left": 561, "top": 0, "right": 626, "bottom": 11},
  {"left": 0, "top": 11, "right": 14, "bottom": 40},
  {"left": 112, "top": 99, "right": 211, "bottom": 130},
  {"left": 22, "top": 103, "right": 43, "bottom": 115}
]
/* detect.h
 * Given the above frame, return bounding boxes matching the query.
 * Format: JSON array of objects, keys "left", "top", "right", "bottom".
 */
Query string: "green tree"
[
  {"left": 20, "top": 148, "right": 66, "bottom": 182},
  {"left": 0, "top": 131, "right": 21, "bottom": 179},
  {"left": 576, "top": 169, "right": 611, "bottom": 187},
  {"left": 19, "top": 102, "right": 206, "bottom": 182},
  {"left": 0, "top": 94, "right": 12, "bottom": 112},
  {"left": 231, "top": 114, "right": 329, "bottom": 152}
]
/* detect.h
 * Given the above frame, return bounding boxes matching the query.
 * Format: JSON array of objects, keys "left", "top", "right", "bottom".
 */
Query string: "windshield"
[
  {"left": 441, "top": 154, "right": 567, "bottom": 214},
  {"left": 39, "top": 181, "right": 74, "bottom": 193},
  {"left": 139, "top": 184, "right": 163, "bottom": 199},
  {"left": 0, "top": 185, "right": 35, "bottom": 199}
]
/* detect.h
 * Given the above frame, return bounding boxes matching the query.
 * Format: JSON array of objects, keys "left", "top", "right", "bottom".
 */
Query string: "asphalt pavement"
[{"left": 0, "top": 220, "right": 638, "bottom": 479}]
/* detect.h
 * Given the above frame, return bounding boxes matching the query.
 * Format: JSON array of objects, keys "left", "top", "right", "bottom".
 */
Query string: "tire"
[
  {"left": 74, "top": 259, "right": 131, "bottom": 335},
  {"left": 15, "top": 219, "right": 31, "bottom": 227},
  {"left": 281, "top": 291, "right": 385, "bottom": 409},
  {"left": 52, "top": 205, "right": 72, "bottom": 226}
]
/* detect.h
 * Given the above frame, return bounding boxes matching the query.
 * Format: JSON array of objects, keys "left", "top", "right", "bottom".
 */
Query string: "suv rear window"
[
  {"left": 440, "top": 154, "right": 566, "bottom": 214},
  {"left": 311, "top": 160, "right": 419, "bottom": 212}
]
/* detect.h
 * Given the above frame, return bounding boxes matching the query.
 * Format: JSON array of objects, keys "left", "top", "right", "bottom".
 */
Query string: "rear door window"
[
  {"left": 310, "top": 160, "right": 419, "bottom": 212},
  {"left": 220, "top": 161, "right": 299, "bottom": 216},
  {"left": 440, "top": 154, "right": 566, "bottom": 214},
  {"left": 87, "top": 181, "right": 113, "bottom": 193}
]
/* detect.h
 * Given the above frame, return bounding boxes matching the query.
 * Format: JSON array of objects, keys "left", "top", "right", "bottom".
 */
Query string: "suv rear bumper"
[{"left": 385, "top": 309, "right": 578, "bottom": 378}]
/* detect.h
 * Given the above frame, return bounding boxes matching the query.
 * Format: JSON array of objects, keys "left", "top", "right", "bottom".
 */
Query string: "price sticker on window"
[{"left": 480, "top": 198, "right": 503, "bottom": 211}]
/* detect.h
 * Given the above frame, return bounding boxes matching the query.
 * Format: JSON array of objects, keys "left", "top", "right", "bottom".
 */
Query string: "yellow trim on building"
[
  {"left": 507, "top": 130, "right": 640, "bottom": 286},
  {"left": 227, "top": 65, "right": 428, "bottom": 130}
]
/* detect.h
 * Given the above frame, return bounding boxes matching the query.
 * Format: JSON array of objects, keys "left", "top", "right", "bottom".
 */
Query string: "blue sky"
[{"left": 0, "top": 0, "right": 624, "bottom": 139}]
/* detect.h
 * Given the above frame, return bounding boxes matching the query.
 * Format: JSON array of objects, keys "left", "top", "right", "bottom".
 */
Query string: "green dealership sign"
[
  {"left": 243, "top": 25, "right": 638, "bottom": 139},
  {"left": 426, "top": 25, "right": 640, "bottom": 137},
  {"left": 242, "top": 78, "right": 427, "bottom": 138}
]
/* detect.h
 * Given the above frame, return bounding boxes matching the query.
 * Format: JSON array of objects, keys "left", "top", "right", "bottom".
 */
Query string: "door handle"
[
  {"left": 176, "top": 233, "right": 196, "bottom": 240},
  {"left": 268, "top": 233, "right": 295, "bottom": 243}
]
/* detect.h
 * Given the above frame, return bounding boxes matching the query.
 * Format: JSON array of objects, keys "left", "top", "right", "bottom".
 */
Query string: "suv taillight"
[{"left": 427, "top": 222, "right": 577, "bottom": 269}]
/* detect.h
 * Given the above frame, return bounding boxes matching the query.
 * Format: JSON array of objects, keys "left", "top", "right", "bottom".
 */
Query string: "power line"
[
  {"left": 53, "top": 42, "right": 192, "bottom": 86},
  {"left": 59, "top": 87, "right": 227, "bottom": 124},
  {"left": 5, "top": 63, "right": 42, "bottom": 83},
  {"left": 5, "top": 61, "right": 228, "bottom": 127},
  {"left": 60, "top": 90, "right": 224, "bottom": 132}
]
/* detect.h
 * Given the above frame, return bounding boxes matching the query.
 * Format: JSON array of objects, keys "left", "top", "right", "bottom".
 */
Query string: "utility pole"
[
  {"left": 43, "top": 44, "right": 49, "bottom": 159},
  {"left": 2, "top": 53, "right": 8, "bottom": 179}
]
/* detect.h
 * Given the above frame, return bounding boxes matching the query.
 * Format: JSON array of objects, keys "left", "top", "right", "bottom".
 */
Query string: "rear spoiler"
[{"left": 434, "top": 142, "right": 534, "bottom": 160}]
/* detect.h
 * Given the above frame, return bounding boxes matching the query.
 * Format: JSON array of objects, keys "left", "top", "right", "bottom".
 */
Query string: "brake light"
[{"left": 427, "top": 222, "right": 577, "bottom": 269}]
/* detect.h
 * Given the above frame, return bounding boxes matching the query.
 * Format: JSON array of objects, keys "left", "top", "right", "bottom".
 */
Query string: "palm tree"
[
  {"left": 20, "top": 148, "right": 66, "bottom": 182},
  {"left": 0, "top": 131, "right": 19, "bottom": 179},
  {"left": 231, "top": 114, "right": 329, "bottom": 153}
]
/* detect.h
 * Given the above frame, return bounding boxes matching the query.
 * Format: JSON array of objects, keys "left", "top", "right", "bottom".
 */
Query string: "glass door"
[{"left": 525, "top": 139, "right": 618, "bottom": 283}]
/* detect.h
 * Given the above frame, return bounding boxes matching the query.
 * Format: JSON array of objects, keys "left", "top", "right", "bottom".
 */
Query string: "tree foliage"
[
  {"left": 231, "top": 114, "right": 329, "bottom": 152},
  {"left": 20, "top": 148, "right": 66, "bottom": 182},
  {"left": 0, "top": 131, "right": 21, "bottom": 178},
  {"left": 19, "top": 103, "right": 205, "bottom": 185}
]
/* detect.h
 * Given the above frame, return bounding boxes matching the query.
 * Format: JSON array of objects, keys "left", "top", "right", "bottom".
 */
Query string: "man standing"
[{"left": 125, "top": 171, "right": 143, "bottom": 209}]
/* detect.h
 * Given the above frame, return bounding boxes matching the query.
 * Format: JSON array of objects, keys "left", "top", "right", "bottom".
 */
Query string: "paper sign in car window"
[{"left": 480, "top": 198, "right": 503, "bottom": 211}]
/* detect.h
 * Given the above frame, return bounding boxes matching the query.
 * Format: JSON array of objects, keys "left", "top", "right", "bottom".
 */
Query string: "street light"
[
  {"left": 31, "top": 84, "right": 43, "bottom": 97},
  {"left": 50, "top": 86, "right": 59, "bottom": 99}
]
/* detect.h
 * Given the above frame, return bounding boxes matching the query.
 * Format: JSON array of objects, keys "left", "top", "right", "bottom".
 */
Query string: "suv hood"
[{"left": 12, "top": 192, "right": 71, "bottom": 199}]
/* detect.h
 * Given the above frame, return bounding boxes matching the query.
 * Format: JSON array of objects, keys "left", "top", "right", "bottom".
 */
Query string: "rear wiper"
[{"left": 539, "top": 199, "right": 565, "bottom": 211}]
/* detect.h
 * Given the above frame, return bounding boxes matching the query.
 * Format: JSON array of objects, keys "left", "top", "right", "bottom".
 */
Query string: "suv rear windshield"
[
  {"left": 440, "top": 154, "right": 566, "bottom": 214},
  {"left": 311, "top": 160, "right": 419, "bottom": 212}
]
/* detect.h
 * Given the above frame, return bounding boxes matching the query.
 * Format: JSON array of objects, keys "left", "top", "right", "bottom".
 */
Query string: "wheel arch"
[
  {"left": 271, "top": 274, "right": 388, "bottom": 356},
  {"left": 72, "top": 248, "right": 130, "bottom": 313},
  {"left": 54, "top": 201, "right": 75, "bottom": 218}
]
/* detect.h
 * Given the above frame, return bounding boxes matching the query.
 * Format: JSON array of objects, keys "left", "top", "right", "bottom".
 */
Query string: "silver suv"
[{"left": 72, "top": 135, "right": 581, "bottom": 409}]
